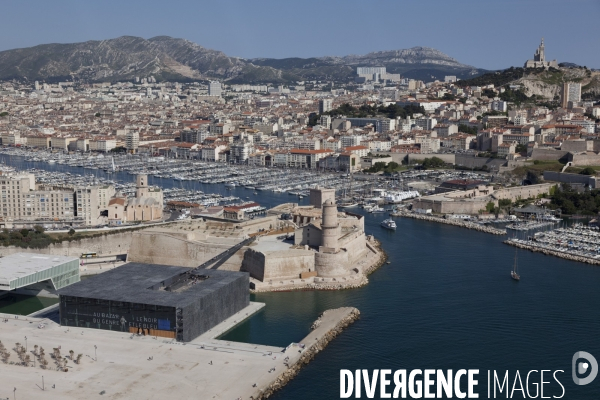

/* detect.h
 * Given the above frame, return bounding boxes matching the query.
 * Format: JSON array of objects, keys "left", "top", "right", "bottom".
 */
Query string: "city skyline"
[{"left": 1, "top": 0, "right": 599, "bottom": 71}]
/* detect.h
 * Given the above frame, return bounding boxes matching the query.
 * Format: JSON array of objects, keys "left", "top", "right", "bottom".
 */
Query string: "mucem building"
[{"left": 58, "top": 263, "right": 249, "bottom": 342}]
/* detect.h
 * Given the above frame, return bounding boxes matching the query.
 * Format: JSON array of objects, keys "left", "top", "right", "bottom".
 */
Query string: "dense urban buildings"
[
  {"left": 0, "top": 37, "right": 597, "bottom": 184},
  {"left": 0, "top": 170, "right": 162, "bottom": 228}
]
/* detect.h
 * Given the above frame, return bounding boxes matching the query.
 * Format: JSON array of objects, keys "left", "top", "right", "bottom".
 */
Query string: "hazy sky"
[{"left": 2, "top": 0, "right": 598, "bottom": 70}]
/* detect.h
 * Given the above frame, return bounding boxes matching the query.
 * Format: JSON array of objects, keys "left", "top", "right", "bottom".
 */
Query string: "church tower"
[
  {"left": 136, "top": 174, "right": 148, "bottom": 198},
  {"left": 534, "top": 38, "right": 545, "bottom": 62}
]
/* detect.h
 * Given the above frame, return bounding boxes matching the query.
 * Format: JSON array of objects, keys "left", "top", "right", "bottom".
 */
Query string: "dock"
[{"left": 391, "top": 211, "right": 507, "bottom": 235}]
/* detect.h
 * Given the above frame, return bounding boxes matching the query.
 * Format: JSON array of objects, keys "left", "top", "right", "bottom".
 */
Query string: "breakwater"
[
  {"left": 504, "top": 239, "right": 600, "bottom": 265},
  {"left": 255, "top": 307, "right": 360, "bottom": 399},
  {"left": 391, "top": 211, "right": 506, "bottom": 235}
]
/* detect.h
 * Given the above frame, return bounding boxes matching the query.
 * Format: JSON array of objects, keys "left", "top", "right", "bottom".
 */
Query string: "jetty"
[
  {"left": 390, "top": 211, "right": 507, "bottom": 235},
  {"left": 505, "top": 225, "right": 600, "bottom": 265}
]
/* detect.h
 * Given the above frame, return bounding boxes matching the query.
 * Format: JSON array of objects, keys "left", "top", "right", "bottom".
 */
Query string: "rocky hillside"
[
  {"left": 516, "top": 67, "right": 600, "bottom": 99},
  {"left": 0, "top": 36, "right": 247, "bottom": 82},
  {"left": 0, "top": 36, "right": 486, "bottom": 84},
  {"left": 458, "top": 66, "right": 600, "bottom": 100},
  {"left": 251, "top": 47, "right": 486, "bottom": 83}
]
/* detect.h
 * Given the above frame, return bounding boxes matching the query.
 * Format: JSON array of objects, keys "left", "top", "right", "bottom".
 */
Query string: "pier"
[
  {"left": 505, "top": 225, "right": 600, "bottom": 265},
  {"left": 390, "top": 211, "right": 507, "bottom": 235}
]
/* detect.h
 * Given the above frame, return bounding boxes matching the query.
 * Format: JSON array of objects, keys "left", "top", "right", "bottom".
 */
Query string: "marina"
[
  {"left": 506, "top": 224, "right": 600, "bottom": 264},
  {"left": 506, "top": 220, "right": 560, "bottom": 231},
  {"left": 0, "top": 148, "right": 433, "bottom": 212}
]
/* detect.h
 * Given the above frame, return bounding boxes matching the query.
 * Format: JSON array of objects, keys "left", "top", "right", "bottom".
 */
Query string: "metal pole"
[
  {"left": 94, "top": 345, "right": 97, "bottom": 361},
  {"left": 42, "top": 376, "right": 44, "bottom": 391}
]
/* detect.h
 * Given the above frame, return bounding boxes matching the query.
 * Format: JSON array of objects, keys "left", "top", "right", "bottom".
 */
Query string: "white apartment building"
[
  {"left": 26, "top": 135, "right": 51, "bottom": 149},
  {"left": 435, "top": 124, "right": 459, "bottom": 137},
  {"left": 293, "top": 139, "right": 321, "bottom": 150},
  {"left": 367, "top": 140, "right": 392, "bottom": 152},
  {"left": 126, "top": 131, "right": 139, "bottom": 154},
  {"left": 98, "top": 185, "right": 116, "bottom": 210},
  {"left": 75, "top": 186, "right": 101, "bottom": 226},
  {"left": 491, "top": 100, "right": 508, "bottom": 112},
  {"left": 319, "top": 98, "right": 333, "bottom": 114},
  {"left": 76, "top": 138, "right": 90, "bottom": 152},
  {"left": 0, "top": 173, "right": 74, "bottom": 225},
  {"left": 230, "top": 142, "right": 254, "bottom": 163},
  {"left": 415, "top": 135, "right": 441, "bottom": 154},
  {"left": 52, "top": 137, "right": 77, "bottom": 151},
  {"left": 340, "top": 135, "right": 362, "bottom": 148},
  {"left": 322, "top": 138, "right": 341, "bottom": 152},
  {"left": 415, "top": 117, "right": 438, "bottom": 131},
  {"left": 95, "top": 139, "right": 117, "bottom": 152},
  {"left": 1, "top": 132, "right": 27, "bottom": 146},
  {"left": 319, "top": 115, "right": 332, "bottom": 129},
  {"left": 201, "top": 145, "right": 223, "bottom": 162},
  {"left": 208, "top": 81, "right": 222, "bottom": 97}
]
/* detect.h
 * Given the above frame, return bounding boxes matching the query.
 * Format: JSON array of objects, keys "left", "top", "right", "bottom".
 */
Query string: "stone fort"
[{"left": 242, "top": 188, "right": 381, "bottom": 289}]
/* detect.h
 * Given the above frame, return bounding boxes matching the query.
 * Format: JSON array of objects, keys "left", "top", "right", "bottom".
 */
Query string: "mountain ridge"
[{"left": 0, "top": 36, "right": 487, "bottom": 83}]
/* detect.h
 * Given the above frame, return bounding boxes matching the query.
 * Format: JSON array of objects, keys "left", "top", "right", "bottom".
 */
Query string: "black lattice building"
[{"left": 58, "top": 263, "right": 249, "bottom": 342}]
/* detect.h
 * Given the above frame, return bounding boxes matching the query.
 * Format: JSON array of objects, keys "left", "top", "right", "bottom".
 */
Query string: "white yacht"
[{"left": 381, "top": 218, "right": 397, "bottom": 230}]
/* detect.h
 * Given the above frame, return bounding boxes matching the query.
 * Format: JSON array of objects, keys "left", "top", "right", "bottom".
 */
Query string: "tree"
[
  {"left": 458, "top": 124, "right": 477, "bottom": 135},
  {"left": 421, "top": 157, "right": 446, "bottom": 170},
  {"left": 516, "top": 144, "right": 527, "bottom": 153},
  {"left": 498, "top": 199, "right": 512, "bottom": 208},
  {"left": 580, "top": 167, "right": 596, "bottom": 176},
  {"left": 485, "top": 202, "right": 496, "bottom": 213},
  {"left": 33, "top": 225, "right": 45, "bottom": 234},
  {"left": 9, "top": 231, "right": 23, "bottom": 241},
  {"left": 68, "top": 229, "right": 76, "bottom": 236}
]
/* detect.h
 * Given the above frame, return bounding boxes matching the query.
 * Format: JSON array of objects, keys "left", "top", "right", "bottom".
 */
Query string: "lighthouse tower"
[{"left": 321, "top": 199, "right": 340, "bottom": 251}]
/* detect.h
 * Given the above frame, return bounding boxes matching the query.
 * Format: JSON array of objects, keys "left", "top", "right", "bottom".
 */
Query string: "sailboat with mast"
[
  {"left": 511, "top": 248, "right": 520, "bottom": 281},
  {"left": 339, "top": 170, "right": 358, "bottom": 208}
]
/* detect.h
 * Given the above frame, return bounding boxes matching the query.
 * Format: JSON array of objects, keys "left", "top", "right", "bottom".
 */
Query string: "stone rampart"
[
  {"left": 530, "top": 148, "right": 569, "bottom": 161},
  {"left": 493, "top": 183, "right": 554, "bottom": 201},
  {"left": 0, "top": 231, "right": 133, "bottom": 259},
  {"left": 128, "top": 231, "right": 238, "bottom": 268},
  {"left": 242, "top": 248, "right": 315, "bottom": 281}
]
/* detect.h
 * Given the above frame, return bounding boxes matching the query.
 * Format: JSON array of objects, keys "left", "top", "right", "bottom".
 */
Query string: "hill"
[
  {"left": 457, "top": 66, "right": 600, "bottom": 101},
  {"left": 0, "top": 36, "right": 487, "bottom": 84}
]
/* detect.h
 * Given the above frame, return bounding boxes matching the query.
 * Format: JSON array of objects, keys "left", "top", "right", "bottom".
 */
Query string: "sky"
[{"left": 1, "top": 0, "right": 599, "bottom": 70}]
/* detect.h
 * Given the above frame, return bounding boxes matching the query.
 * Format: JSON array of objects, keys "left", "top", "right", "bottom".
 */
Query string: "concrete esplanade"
[{"left": 321, "top": 199, "right": 340, "bottom": 251}]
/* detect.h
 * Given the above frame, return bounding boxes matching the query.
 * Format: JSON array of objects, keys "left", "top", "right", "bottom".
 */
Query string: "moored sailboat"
[{"left": 511, "top": 249, "right": 520, "bottom": 281}]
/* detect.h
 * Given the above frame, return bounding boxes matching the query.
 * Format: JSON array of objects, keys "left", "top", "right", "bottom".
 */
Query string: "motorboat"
[{"left": 381, "top": 218, "right": 397, "bottom": 230}]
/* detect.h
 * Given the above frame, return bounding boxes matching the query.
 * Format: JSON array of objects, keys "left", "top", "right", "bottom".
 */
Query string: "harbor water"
[{"left": 1, "top": 155, "right": 600, "bottom": 398}]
